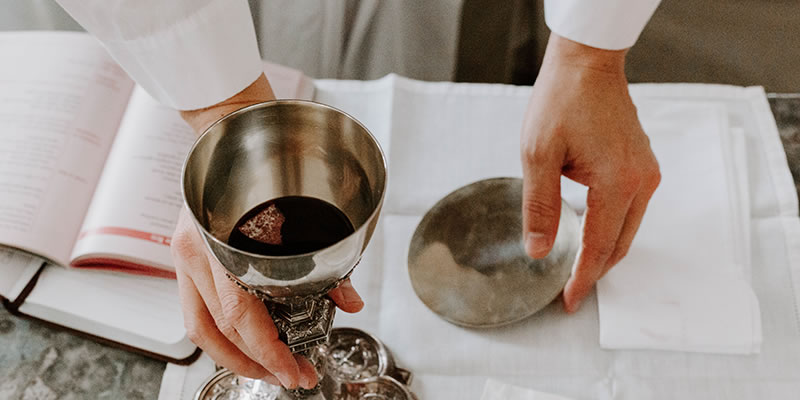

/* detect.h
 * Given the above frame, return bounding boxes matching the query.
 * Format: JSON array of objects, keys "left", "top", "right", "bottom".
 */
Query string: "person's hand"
[
  {"left": 172, "top": 209, "right": 364, "bottom": 388},
  {"left": 173, "top": 74, "right": 365, "bottom": 388},
  {"left": 520, "top": 34, "right": 661, "bottom": 313}
]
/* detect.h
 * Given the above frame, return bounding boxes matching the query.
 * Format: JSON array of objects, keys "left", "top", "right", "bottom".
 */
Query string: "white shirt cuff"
[
  {"left": 102, "top": 0, "right": 262, "bottom": 110},
  {"left": 544, "top": 0, "right": 661, "bottom": 50}
]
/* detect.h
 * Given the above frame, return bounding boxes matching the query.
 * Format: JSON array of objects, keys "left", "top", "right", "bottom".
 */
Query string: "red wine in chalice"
[{"left": 227, "top": 196, "right": 355, "bottom": 256}]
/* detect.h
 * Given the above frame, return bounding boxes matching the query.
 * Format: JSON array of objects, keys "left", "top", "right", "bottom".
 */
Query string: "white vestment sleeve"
[
  {"left": 545, "top": 0, "right": 661, "bottom": 50},
  {"left": 56, "top": 0, "right": 263, "bottom": 109}
]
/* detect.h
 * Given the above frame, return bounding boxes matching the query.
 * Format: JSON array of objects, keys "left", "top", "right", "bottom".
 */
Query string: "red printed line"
[
  {"left": 78, "top": 227, "right": 172, "bottom": 246},
  {"left": 72, "top": 257, "right": 177, "bottom": 280}
]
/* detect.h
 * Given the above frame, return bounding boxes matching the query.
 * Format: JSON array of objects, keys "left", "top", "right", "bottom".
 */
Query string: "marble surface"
[
  {"left": 1, "top": 97, "right": 799, "bottom": 400},
  {"left": 0, "top": 310, "right": 164, "bottom": 399}
]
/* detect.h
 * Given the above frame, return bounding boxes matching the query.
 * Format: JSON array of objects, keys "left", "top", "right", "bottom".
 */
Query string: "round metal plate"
[
  {"left": 194, "top": 369, "right": 284, "bottom": 400},
  {"left": 341, "top": 377, "right": 417, "bottom": 400},
  {"left": 325, "top": 328, "right": 391, "bottom": 382},
  {"left": 407, "top": 177, "right": 580, "bottom": 328},
  {"left": 195, "top": 328, "right": 414, "bottom": 400}
]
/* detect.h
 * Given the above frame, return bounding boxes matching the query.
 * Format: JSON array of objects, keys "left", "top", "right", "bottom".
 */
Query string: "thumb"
[{"left": 521, "top": 150, "right": 563, "bottom": 259}]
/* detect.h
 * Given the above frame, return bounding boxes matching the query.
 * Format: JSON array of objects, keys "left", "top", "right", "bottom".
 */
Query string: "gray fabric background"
[{"left": 2, "top": 0, "right": 798, "bottom": 90}]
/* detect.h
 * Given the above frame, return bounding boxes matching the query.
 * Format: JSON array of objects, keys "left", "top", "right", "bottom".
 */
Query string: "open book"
[{"left": 0, "top": 31, "right": 314, "bottom": 363}]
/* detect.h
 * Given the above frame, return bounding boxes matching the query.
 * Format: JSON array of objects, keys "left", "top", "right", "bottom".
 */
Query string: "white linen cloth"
[
  {"left": 158, "top": 79, "right": 800, "bottom": 399},
  {"left": 54, "top": 0, "right": 658, "bottom": 109},
  {"left": 596, "top": 101, "right": 761, "bottom": 354},
  {"left": 323, "top": 79, "right": 800, "bottom": 399},
  {"left": 481, "top": 379, "right": 574, "bottom": 400}
]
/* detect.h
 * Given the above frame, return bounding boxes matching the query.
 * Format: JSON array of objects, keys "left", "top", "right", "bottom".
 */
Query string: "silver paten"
[{"left": 408, "top": 177, "right": 580, "bottom": 328}]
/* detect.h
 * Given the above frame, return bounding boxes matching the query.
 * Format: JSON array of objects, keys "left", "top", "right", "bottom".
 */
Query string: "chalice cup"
[{"left": 182, "top": 100, "right": 386, "bottom": 398}]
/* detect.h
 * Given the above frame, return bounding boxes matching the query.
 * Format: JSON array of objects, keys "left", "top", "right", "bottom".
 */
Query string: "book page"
[
  {"left": 0, "top": 32, "right": 134, "bottom": 264},
  {"left": 18, "top": 264, "right": 196, "bottom": 360},
  {"left": 71, "top": 87, "right": 195, "bottom": 273},
  {"left": 71, "top": 62, "right": 315, "bottom": 273}
]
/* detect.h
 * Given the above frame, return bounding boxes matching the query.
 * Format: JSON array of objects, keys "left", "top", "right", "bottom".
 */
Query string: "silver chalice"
[{"left": 182, "top": 100, "right": 390, "bottom": 399}]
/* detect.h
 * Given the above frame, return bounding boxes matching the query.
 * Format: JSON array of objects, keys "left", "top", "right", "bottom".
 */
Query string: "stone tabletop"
[{"left": 1, "top": 97, "right": 799, "bottom": 400}]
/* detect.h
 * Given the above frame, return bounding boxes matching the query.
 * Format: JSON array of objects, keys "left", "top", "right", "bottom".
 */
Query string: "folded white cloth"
[
  {"left": 481, "top": 379, "right": 574, "bottom": 400},
  {"left": 596, "top": 101, "right": 761, "bottom": 354}
]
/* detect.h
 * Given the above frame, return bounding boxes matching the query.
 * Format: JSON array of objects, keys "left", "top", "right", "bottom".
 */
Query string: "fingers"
[
  {"left": 172, "top": 208, "right": 314, "bottom": 389},
  {"left": 328, "top": 279, "right": 364, "bottom": 313},
  {"left": 521, "top": 142, "right": 565, "bottom": 259},
  {"left": 176, "top": 269, "right": 269, "bottom": 379},
  {"left": 174, "top": 217, "right": 250, "bottom": 349},
  {"left": 563, "top": 184, "right": 635, "bottom": 314},
  {"left": 208, "top": 257, "right": 308, "bottom": 389},
  {"left": 295, "top": 354, "right": 319, "bottom": 390},
  {"left": 604, "top": 190, "right": 653, "bottom": 270}
]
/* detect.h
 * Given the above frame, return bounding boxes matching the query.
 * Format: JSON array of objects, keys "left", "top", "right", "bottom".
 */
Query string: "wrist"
[
  {"left": 542, "top": 34, "right": 627, "bottom": 76},
  {"left": 181, "top": 74, "right": 276, "bottom": 135}
]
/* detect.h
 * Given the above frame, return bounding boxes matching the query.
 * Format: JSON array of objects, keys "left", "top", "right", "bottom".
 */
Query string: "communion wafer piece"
[{"left": 237, "top": 203, "right": 284, "bottom": 245}]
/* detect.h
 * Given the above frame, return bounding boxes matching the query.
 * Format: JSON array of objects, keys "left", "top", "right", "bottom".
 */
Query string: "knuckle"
[
  {"left": 213, "top": 355, "right": 268, "bottom": 379},
  {"left": 231, "top": 363, "right": 268, "bottom": 380},
  {"left": 217, "top": 320, "right": 237, "bottom": 340},
  {"left": 251, "top": 343, "right": 280, "bottom": 366},
  {"left": 171, "top": 231, "right": 197, "bottom": 259},
  {"left": 185, "top": 322, "right": 206, "bottom": 348},
  {"left": 616, "top": 167, "right": 642, "bottom": 196},
  {"left": 584, "top": 242, "right": 615, "bottom": 263},
  {"left": 608, "top": 246, "right": 630, "bottom": 266},
  {"left": 648, "top": 168, "right": 662, "bottom": 191},
  {"left": 615, "top": 249, "right": 630, "bottom": 264},
  {"left": 219, "top": 292, "right": 249, "bottom": 326},
  {"left": 523, "top": 142, "right": 554, "bottom": 167},
  {"left": 523, "top": 196, "right": 560, "bottom": 221}
]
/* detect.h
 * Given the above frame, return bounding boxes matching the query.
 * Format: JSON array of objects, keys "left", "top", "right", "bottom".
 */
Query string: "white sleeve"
[
  {"left": 544, "top": 0, "right": 661, "bottom": 50},
  {"left": 55, "top": 0, "right": 263, "bottom": 110}
]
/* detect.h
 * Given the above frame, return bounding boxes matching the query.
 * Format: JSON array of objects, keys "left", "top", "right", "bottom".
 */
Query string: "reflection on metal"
[
  {"left": 408, "top": 178, "right": 580, "bottom": 328},
  {"left": 182, "top": 100, "right": 388, "bottom": 397},
  {"left": 194, "top": 328, "right": 416, "bottom": 400}
]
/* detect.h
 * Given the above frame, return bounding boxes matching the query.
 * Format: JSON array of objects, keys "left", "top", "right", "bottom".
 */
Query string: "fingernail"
[
  {"left": 562, "top": 279, "right": 576, "bottom": 313},
  {"left": 525, "top": 232, "right": 551, "bottom": 258},
  {"left": 300, "top": 372, "right": 318, "bottom": 389},
  {"left": 565, "top": 298, "right": 582, "bottom": 314},
  {"left": 563, "top": 285, "right": 582, "bottom": 314},
  {"left": 275, "top": 372, "right": 297, "bottom": 389},
  {"left": 342, "top": 284, "right": 363, "bottom": 306}
]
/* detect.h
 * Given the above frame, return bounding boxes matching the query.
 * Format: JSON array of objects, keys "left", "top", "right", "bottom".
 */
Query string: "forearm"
[{"left": 180, "top": 74, "right": 276, "bottom": 134}]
